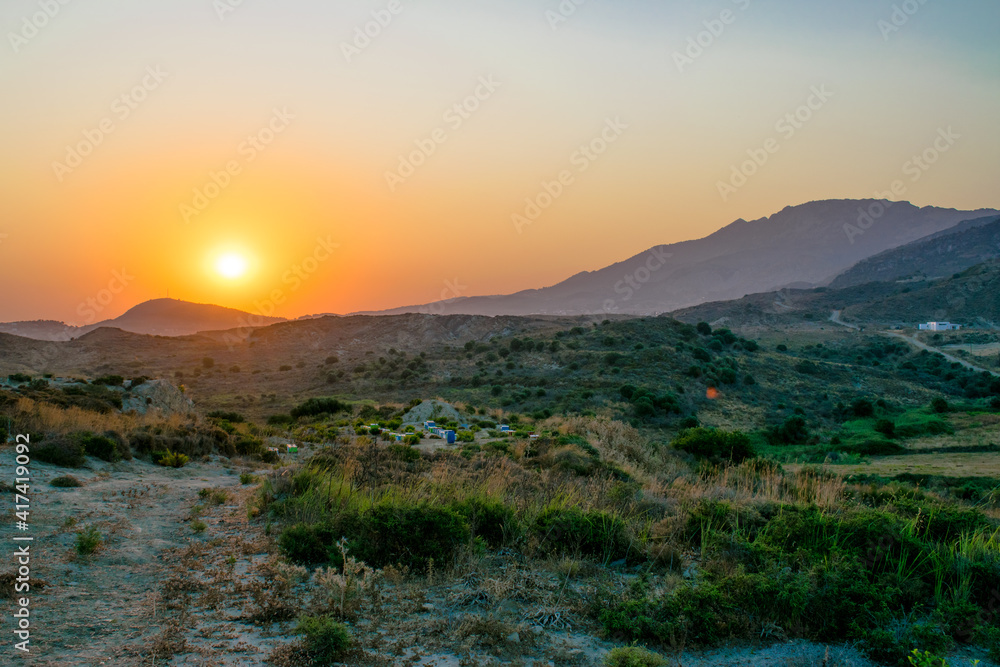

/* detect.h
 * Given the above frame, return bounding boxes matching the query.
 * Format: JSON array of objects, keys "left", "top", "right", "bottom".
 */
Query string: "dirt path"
[
  {"left": 2, "top": 455, "right": 253, "bottom": 666},
  {"left": 884, "top": 331, "right": 1000, "bottom": 377},
  {"left": 828, "top": 310, "right": 859, "bottom": 330}
]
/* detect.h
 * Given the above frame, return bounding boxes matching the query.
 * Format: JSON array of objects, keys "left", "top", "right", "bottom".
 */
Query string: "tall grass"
[{"left": 11, "top": 396, "right": 188, "bottom": 436}]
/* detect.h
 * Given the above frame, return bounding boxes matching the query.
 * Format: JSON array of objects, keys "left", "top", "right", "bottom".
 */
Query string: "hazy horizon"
[{"left": 2, "top": 0, "right": 999, "bottom": 324}]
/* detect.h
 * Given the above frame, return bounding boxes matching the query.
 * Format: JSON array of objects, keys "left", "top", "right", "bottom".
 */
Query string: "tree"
[
  {"left": 672, "top": 428, "right": 754, "bottom": 464},
  {"left": 697, "top": 322, "right": 712, "bottom": 336}
]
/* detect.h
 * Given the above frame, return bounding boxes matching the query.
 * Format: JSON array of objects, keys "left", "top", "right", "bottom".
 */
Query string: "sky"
[{"left": 1, "top": 0, "right": 998, "bottom": 324}]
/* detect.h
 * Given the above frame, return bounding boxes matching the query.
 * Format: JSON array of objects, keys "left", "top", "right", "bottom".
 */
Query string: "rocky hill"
[{"left": 831, "top": 215, "right": 1000, "bottom": 289}]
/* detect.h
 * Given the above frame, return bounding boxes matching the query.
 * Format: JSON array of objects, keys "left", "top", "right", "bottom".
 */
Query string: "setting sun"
[{"left": 216, "top": 253, "right": 248, "bottom": 280}]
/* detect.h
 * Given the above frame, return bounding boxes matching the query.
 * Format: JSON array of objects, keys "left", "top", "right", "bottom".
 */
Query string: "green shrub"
[
  {"left": 207, "top": 410, "right": 245, "bottom": 423},
  {"left": 931, "top": 397, "right": 950, "bottom": 413},
  {"left": 75, "top": 526, "right": 102, "bottom": 555},
  {"left": 533, "top": 507, "right": 632, "bottom": 562},
  {"left": 453, "top": 497, "right": 518, "bottom": 548},
  {"left": 8, "top": 373, "right": 31, "bottom": 383},
  {"left": 403, "top": 434, "right": 421, "bottom": 445},
  {"left": 290, "top": 398, "right": 349, "bottom": 419},
  {"left": 92, "top": 375, "right": 125, "bottom": 386},
  {"left": 295, "top": 615, "right": 351, "bottom": 662},
  {"left": 78, "top": 433, "right": 121, "bottom": 462},
  {"left": 843, "top": 439, "right": 905, "bottom": 456},
  {"left": 279, "top": 523, "right": 335, "bottom": 565},
  {"left": 50, "top": 475, "right": 82, "bottom": 488},
  {"left": 851, "top": 398, "right": 876, "bottom": 418},
  {"left": 767, "top": 416, "right": 810, "bottom": 445},
  {"left": 875, "top": 419, "right": 897, "bottom": 438},
  {"left": 191, "top": 520, "right": 207, "bottom": 533},
  {"left": 235, "top": 437, "right": 263, "bottom": 457},
  {"left": 34, "top": 438, "right": 87, "bottom": 468},
  {"left": 349, "top": 503, "right": 470, "bottom": 570},
  {"left": 239, "top": 472, "right": 256, "bottom": 485},
  {"left": 604, "top": 646, "right": 667, "bottom": 667},
  {"left": 388, "top": 444, "right": 420, "bottom": 463},
  {"left": 672, "top": 428, "right": 755, "bottom": 463},
  {"left": 864, "top": 620, "right": 951, "bottom": 666},
  {"left": 153, "top": 451, "right": 189, "bottom": 468}
]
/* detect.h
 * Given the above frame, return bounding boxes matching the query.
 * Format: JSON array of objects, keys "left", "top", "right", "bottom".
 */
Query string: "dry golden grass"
[{"left": 12, "top": 395, "right": 189, "bottom": 435}]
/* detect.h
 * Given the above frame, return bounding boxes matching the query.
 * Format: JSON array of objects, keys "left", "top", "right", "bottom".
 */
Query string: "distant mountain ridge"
[
  {"left": 0, "top": 299, "right": 285, "bottom": 341},
  {"left": 673, "top": 257, "right": 1000, "bottom": 331},
  {"left": 361, "top": 199, "right": 998, "bottom": 317},
  {"left": 830, "top": 215, "right": 1000, "bottom": 288}
]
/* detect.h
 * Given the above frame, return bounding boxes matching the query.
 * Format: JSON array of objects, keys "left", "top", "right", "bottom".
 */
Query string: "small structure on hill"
[{"left": 919, "top": 322, "right": 962, "bottom": 331}]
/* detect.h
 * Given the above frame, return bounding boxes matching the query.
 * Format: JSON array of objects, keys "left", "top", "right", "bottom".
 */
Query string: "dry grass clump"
[{"left": 12, "top": 395, "right": 187, "bottom": 436}]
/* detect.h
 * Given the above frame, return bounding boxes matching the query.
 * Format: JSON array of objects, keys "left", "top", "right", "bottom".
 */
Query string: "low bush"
[
  {"left": 281, "top": 502, "right": 472, "bottom": 571},
  {"left": 77, "top": 432, "right": 126, "bottom": 462},
  {"left": 207, "top": 410, "right": 245, "bottom": 423},
  {"left": 153, "top": 451, "right": 189, "bottom": 468},
  {"left": 453, "top": 497, "right": 518, "bottom": 548},
  {"left": 347, "top": 503, "right": 470, "bottom": 570},
  {"left": 604, "top": 646, "right": 668, "bottom": 667},
  {"left": 533, "top": 507, "right": 633, "bottom": 563},
  {"left": 842, "top": 439, "right": 906, "bottom": 456},
  {"left": 34, "top": 438, "right": 87, "bottom": 468},
  {"left": 290, "top": 398, "right": 349, "bottom": 419},
  {"left": 75, "top": 526, "right": 101, "bottom": 555},
  {"left": 50, "top": 475, "right": 82, "bottom": 488},
  {"left": 388, "top": 444, "right": 420, "bottom": 463},
  {"left": 672, "top": 428, "right": 754, "bottom": 464},
  {"left": 931, "top": 397, "right": 950, "bottom": 414},
  {"left": 295, "top": 615, "right": 351, "bottom": 662}
]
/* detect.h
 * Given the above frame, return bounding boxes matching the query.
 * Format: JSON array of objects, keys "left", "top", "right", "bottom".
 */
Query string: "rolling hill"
[{"left": 0, "top": 299, "right": 286, "bottom": 341}]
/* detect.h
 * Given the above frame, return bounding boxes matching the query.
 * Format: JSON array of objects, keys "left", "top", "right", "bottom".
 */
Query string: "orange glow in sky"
[{"left": 0, "top": 2, "right": 997, "bottom": 322}]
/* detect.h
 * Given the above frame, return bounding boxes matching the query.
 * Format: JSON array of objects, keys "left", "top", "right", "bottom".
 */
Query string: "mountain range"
[
  {"left": 2, "top": 198, "right": 998, "bottom": 340},
  {"left": 358, "top": 199, "right": 998, "bottom": 317}
]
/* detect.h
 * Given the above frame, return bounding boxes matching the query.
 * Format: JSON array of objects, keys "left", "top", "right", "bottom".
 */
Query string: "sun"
[{"left": 216, "top": 253, "right": 248, "bottom": 279}]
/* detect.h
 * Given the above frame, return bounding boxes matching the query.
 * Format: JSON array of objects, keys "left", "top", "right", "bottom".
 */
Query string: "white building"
[{"left": 918, "top": 322, "right": 962, "bottom": 331}]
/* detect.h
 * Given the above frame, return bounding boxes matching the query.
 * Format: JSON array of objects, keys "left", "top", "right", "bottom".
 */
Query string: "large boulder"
[
  {"left": 401, "top": 400, "right": 464, "bottom": 425},
  {"left": 122, "top": 379, "right": 194, "bottom": 416}
]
